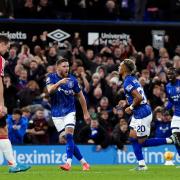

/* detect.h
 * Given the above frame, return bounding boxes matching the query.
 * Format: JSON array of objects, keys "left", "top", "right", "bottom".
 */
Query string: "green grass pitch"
[{"left": 0, "top": 165, "right": 180, "bottom": 180}]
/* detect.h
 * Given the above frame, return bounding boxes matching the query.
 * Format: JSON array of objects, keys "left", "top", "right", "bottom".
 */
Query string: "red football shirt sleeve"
[{"left": 0, "top": 56, "right": 5, "bottom": 77}]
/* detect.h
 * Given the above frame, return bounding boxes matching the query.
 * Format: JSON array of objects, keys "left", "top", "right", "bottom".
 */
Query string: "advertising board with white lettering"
[
  {"left": 0, "top": 145, "right": 179, "bottom": 165},
  {"left": 0, "top": 21, "right": 179, "bottom": 51}
]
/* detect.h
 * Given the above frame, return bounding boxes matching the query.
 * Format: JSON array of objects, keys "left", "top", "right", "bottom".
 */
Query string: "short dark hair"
[
  {"left": 12, "top": 108, "right": 22, "bottom": 116},
  {"left": 0, "top": 35, "right": 9, "bottom": 44},
  {"left": 56, "top": 57, "right": 69, "bottom": 66},
  {"left": 168, "top": 67, "right": 176, "bottom": 71},
  {"left": 168, "top": 67, "right": 180, "bottom": 76},
  {"left": 123, "top": 59, "right": 136, "bottom": 73},
  {"left": 168, "top": 67, "right": 176, "bottom": 74}
]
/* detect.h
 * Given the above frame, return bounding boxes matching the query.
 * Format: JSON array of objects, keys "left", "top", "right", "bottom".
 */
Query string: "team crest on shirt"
[
  {"left": 68, "top": 80, "right": 74, "bottom": 88},
  {"left": 133, "top": 79, "right": 138, "bottom": 83},
  {"left": 176, "top": 86, "right": 180, "bottom": 93},
  {"left": 126, "top": 84, "right": 133, "bottom": 92},
  {"left": 78, "top": 82, "right": 82, "bottom": 89},
  {"left": 46, "top": 77, "right": 50, "bottom": 84}
]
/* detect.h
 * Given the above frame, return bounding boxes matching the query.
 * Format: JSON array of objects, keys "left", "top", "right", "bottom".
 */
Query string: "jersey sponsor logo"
[
  {"left": 159, "top": 126, "right": 169, "bottom": 133},
  {"left": 126, "top": 84, "right": 133, "bottom": 91},
  {"left": 171, "top": 94, "right": 180, "bottom": 101},
  {"left": 58, "top": 87, "right": 74, "bottom": 95}
]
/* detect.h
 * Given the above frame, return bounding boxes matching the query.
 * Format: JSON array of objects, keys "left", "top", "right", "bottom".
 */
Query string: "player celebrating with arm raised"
[
  {"left": 0, "top": 35, "right": 31, "bottom": 173},
  {"left": 166, "top": 67, "right": 180, "bottom": 156},
  {"left": 46, "top": 58, "right": 90, "bottom": 171},
  {"left": 118, "top": 59, "right": 176, "bottom": 171}
]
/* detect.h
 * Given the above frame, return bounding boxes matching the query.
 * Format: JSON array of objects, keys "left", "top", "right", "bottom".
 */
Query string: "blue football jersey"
[
  {"left": 46, "top": 73, "right": 81, "bottom": 117},
  {"left": 154, "top": 120, "right": 171, "bottom": 138},
  {"left": 123, "top": 75, "right": 152, "bottom": 119},
  {"left": 166, "top": 79, "right": 180, "bottom": 116}
]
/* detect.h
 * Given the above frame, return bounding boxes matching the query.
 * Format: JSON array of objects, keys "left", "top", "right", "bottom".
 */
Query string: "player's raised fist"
[{"left": 59, "top": 78, "right": 70, "bottom": 85}]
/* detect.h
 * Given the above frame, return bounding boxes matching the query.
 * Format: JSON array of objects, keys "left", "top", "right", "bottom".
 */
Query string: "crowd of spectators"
[
  {"left": 0, "top": 0, "right": 180, "bottom": 151},
  {"left": 1, "top": 28, "right": 179, "bottom": 151},
  {"left": 0, "top": 0, "right": 180, "bottom": 21}
]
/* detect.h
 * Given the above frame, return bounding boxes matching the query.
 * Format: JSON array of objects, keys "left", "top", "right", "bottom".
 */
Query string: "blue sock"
[
  {"left": 175, "top": 145, "right": 180, "bottom": 156},
  {"left": 66, "top": 134, "right": 74, "bottom": 159},
  {"left": 129, "top": 138, "right": 144, "bottom": 161},
  {"left": 142, "top": 138, "right": 167, "bottom": 147},
  {"left": 73, "top": 144, "right": 83, "bottom": 161}
]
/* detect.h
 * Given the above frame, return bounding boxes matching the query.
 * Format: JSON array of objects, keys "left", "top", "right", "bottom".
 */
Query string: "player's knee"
[
  {"left": 66, "top": 134, "right": 74, "bottom": 143},
  {"left": 65, "top": 127, "right": 74, "bottom": 135},
  {"left": 59, "top": 132, "right": 66, "bottom": 144}
]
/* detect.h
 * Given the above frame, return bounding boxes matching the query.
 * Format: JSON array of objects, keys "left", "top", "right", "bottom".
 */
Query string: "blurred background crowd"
[
  {"left": 0, "top": 0, "right": 180, "bottom": 152},
  {"left": 2, "top": 30, "right": 180, "bottom": 151},
  {"left": 0, "top": 0, "right": 180, "bottom": 21}
]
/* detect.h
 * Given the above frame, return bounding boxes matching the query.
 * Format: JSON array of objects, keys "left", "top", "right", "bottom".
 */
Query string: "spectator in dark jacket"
[
  {"left": 3, "top": 74, "right": 18, "bottom": 114},
  {"left": 78, "top": 113, "right": 110, "bottom": 151},
  {"left": 149, "top": 84, "right": 164, "bottom": 110},
  {"left": 17, "top": 80, "right": 41, "bottom": 107},
  {"left": 111, "top": 118, "right": 129, "bottom": 150}
]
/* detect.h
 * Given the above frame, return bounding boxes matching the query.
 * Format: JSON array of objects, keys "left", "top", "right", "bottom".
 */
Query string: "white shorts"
[
  {"left": 171, "top": 115, "right": 180, "bottom": 133},
  {"left": 130, "top": 113, "right": 152, "bottom": 137},
  {"left": 52, "top": 112, "right": 76, "bottom": 134}
]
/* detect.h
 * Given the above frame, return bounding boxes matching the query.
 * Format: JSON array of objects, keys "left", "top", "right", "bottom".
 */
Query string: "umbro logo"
[{"left": 47, "top": 29, "right": 70, "bottom": 42}]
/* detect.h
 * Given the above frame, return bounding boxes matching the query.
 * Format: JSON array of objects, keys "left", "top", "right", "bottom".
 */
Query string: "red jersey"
[{"left": 0, "top": 55, "right": 5, "bottom": 77}]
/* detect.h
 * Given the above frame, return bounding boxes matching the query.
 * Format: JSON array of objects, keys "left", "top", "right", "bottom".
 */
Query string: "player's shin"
[
  {"left": 66, "top": 134, "right": 74, "bottom": 165},
  {"left": 129, "top": 138, "right": 145, "bottom": 166},
  {"left": 74, "top": 144, "right": 88, "bottom": 165},
  {"left": 73, "top": 144, "right": 82, "bottom": 160}
]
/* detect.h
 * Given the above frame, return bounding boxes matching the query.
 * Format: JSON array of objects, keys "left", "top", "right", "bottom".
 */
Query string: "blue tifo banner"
[{"left": 0, "top": 145, "right": 180, "bottom": 165}]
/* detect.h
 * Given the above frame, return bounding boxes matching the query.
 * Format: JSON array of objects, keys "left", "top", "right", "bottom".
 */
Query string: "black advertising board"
[{"left": 0, "top": 20, "right": 179, "bottom": 51}]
